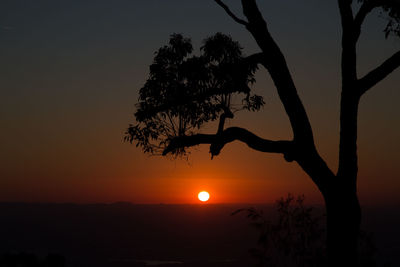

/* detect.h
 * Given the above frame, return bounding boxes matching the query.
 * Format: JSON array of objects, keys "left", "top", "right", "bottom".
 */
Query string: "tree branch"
[
  {"left": 337, "top": 0, "right": 360, "bottom": 181},
  {"left": 338, "top": 0, "right": 354, "bottom": 27},
  {"left": 205, "top": 0, "right": 334, "bottom": 192},
  {"left": 214, "top": 0, "right": 249, "bottom": 26},
  {"left": 163, "top": 126, "right": 293, "bottom": 159},
  {"left": 359, "top": 50, "right": 400, "bottom": 95},
  {"left": 240, "top": 0, "right": 315, "bottom": 146},
  {"left": 217, "top": 108, "right": 234, "bottom": 134},
  {"left": 338, "top": 0, "right": 358, "bottom": 82},
  {"left": 354, "top": 1, "right": 377, "bottom": 29}
]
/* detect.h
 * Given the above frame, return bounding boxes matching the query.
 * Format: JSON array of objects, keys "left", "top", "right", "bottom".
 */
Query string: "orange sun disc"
[{"left": 198, "top": 191, "right": 210, "bottom": 202}]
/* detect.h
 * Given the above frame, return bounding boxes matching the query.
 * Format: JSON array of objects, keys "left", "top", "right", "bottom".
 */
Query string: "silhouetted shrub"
[{"left": 233, "top": 194, "right": 383, "bottom": 267}]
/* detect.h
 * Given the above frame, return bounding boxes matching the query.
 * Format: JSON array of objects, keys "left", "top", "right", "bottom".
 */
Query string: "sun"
[{"left": 198, "top": 191, "right": 210, "bottom": 202}]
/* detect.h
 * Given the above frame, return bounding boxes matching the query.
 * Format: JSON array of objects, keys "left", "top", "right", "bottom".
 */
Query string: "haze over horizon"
[{"left": 1, "top": 0, "right": 399, "bottom": 205}]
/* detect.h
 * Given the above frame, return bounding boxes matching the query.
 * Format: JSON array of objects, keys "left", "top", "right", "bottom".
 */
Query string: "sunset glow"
[
  {"left": 0, "top": 1, "right": 399, "bottom": 207},
  {"left": 198, "top": 191, "right": 210, "bottom": 202}
]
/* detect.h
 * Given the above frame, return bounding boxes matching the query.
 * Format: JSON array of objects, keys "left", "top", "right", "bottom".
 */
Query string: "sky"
[{"left": 0, "top": 0, "right": 399, "bottom": 205}]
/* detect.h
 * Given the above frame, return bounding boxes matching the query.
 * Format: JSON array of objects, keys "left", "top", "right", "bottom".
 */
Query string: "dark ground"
[{"left": 0, "top": 203, "right": 399, "bottom": 266}]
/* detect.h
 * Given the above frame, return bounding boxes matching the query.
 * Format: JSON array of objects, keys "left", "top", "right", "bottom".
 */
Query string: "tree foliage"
[
  {"left": 358, "top": 0, "right": 400, "bottom": 38},
  {"left": 381, "top": 1, "right": 400, "bottom": 37},
  {"left": 126, "top": 33, "right": 263, "bottom": 156}
]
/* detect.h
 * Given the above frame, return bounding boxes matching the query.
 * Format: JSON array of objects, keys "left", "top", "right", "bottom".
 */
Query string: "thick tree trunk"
[{"left": 323, "top": 183, "right": 361, "bottom": 266}]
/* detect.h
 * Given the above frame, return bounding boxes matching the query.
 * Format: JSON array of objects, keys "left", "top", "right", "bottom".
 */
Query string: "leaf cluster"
[
  {"left": 381, "top": 0, "right": 400, "bottom": 38},
  {"left": 126, "top": 33, "right": 264, "bottom": 156},
  {"left": 359, "top": 0, "right": 400, "bottom": 38}
]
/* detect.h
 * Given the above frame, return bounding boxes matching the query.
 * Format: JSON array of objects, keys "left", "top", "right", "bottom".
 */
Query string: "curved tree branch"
[
  {"left": 237, "top": 1, "right": 335, "bottom": 193},
  {"left": 163, "top": 126, "right": 294, "bottom": 159},
  {"left": 240, "top": 0, "right": 315, "bottom": 146},
  {"left": 358, "top": 50, "right": 400, "bottom": 95},
  {"left": 214, "top": 0, "right": 249, "bottom": 26}
]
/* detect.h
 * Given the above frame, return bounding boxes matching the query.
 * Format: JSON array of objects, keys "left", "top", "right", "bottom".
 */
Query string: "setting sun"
[{"left": 198, "top": 191, "right": 210, "bottom": 202}]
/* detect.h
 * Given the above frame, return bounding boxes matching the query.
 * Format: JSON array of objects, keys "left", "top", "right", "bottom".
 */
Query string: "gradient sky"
[{"left": 1, "top": 0, "right": 399, "bottom": 205}]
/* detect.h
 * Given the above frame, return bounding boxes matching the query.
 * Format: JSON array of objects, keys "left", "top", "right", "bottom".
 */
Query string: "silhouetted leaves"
[
  {"left": 359, "top": 0, "right": 400, "bottom": 38},
  {"left": 382, "top": 2, "right": 400, "bottom": 38},
  {"left": 126, "top": 33, "right": 263, "bottom": 156}
]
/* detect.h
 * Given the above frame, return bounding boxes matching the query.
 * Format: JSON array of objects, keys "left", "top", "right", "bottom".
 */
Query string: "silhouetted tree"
[
  {"left": 126, "top": 1, "right": 400, "bottom": 265},
  {"left": 127, "top": 33, "right": 262, "bottom": 156}
]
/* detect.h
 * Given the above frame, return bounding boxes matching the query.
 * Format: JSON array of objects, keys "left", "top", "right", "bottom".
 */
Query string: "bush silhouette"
[{"left": 234, "top": 194, "right": 383, "bottom": 267}]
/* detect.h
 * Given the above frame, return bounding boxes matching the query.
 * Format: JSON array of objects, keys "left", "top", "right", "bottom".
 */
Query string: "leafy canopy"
[{"left": 126, "top": 33, "right": 264, "bottom": 156}]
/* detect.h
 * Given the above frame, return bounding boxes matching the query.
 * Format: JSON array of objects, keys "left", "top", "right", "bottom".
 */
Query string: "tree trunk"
[{"left": 323, "top": 184, "right": 361, "bottom": 266}]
